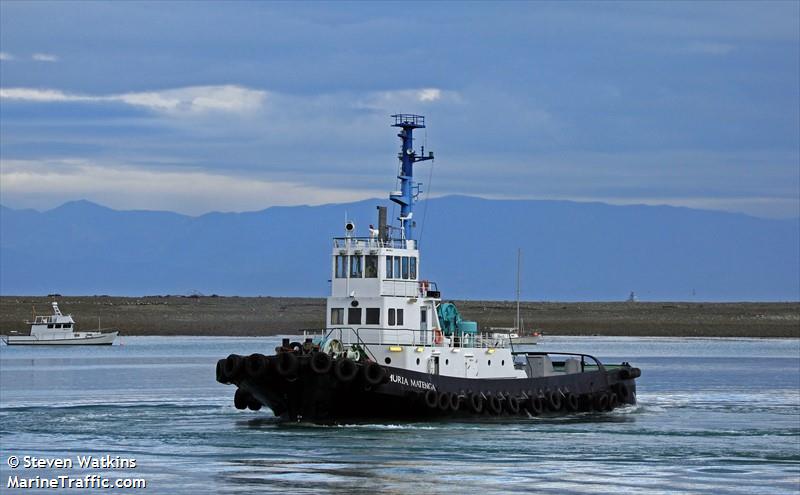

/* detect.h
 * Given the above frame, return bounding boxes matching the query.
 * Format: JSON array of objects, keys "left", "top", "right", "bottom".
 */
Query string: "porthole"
[
  {"left": 416, "top": 358, "right": 420, "bottom": 365},
  {"left": 488, "top": 360, "right": 492, "bottom": 366},
  {"left": 445, "top": 359, "right": 449, "bottom": 365},
  {"left": 385, "top": 357, "right": 392, "bottom": 365},
  {"left": 502, "top": 360, "right": 505, "bottom": 366}
]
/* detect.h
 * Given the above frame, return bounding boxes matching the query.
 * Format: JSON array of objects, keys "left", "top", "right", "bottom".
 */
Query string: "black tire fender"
[
  {"left": 608, "top": 392, "right": 619, "bottom": 410},
  {"left": 363, "top": 361, "right": 385, "bottom": 386},
  {"left": 547, "top": 390, "right": 562, "bottom": 411},
  {"left": 487, "top": 394, "right": 502, "bottom": 415},
  {"left": 276, "top": 351, "right": 299, "bottom": 377},
  {"left": 245, "top": 353, "right": 269, "bottom": 378},
  {"left": 223, "top": 354, "right": 243, "bottom": 381},
  {"left": 469, "top": 393, "right": 484, "bottom": 413},
  {"left": 526, "top": 395, "right": 543, "bottom": 415},
  {"left": 233, "top": 388, "right": 249, "bottom": 410},
  {"left": 425, "top": 389, "right": 439, "bottom": 408},
  {"left": 310, "top": 351, "right": 333, "bottom": 374},
  {"left": 565, "top": 393, "right": 579, "bottom": 412},
  {"left": 215, "top": 359, "right": 228, "bottom": 384},
  {"left": 334, "top": 358, "right": 358, "bottom": 382},
  {"left": 595, "top": 393, "right": 609, "bottom": 411},
  {"left": 617, "top": 382, "right": 631, "bottom": 402},
  {"left": 506, "top": 395, "right": 521, "bottom": 414},
  {"left": 448, "top": 392, "right": 461, "bottom": 412}
]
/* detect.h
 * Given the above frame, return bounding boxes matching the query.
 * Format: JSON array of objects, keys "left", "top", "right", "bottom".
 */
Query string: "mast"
[
  {"left": 515, "top": 248, "right": 521, "bottom": 331},
  {"left": 389, "top": 114, "right": 434, "bottom": 241}
]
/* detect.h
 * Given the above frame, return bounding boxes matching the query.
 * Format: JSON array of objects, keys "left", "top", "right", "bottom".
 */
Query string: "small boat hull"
[{"left": 3, "top": 331, "right": 118, "bottom": 345}]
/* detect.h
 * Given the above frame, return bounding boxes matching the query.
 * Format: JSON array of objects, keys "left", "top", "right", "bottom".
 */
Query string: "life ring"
[
  {"left": 469, "top": 393, "right": 484, "bottom": 413},
  {"left": 565, "top": 393, "right": 579, "bottom": 412},
  {"left": 425, "top": 389, "right": 439, "bottom": 408},
  {"left": 223, "top": 354, "right": 243, "bottom": 381},
  {"left": 334, "top": 358, "right": 358, "bottom": 382},
  {"left": 363, "top": 361, "right": 385, "bottom": 386},
  {"left": 245, "top": 353, "right": 269, "bottom": 378},
  {"left": 310, "top": 351, "right": 332, "bottom": 374},
  {"left": 434, "top": 329, "right": 444, "bottom": 345}
]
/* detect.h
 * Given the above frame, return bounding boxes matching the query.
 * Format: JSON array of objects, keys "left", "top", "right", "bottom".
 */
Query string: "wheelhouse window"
[
  {"left": 47, "top": 324, "right": 54, "bottom": 329},
  {"left": 365, "top": 308, "right": 380, "bottom": 325},
  {"left": 55, "top": 324, "right": 62, "bottom": 329},
  {"left": 335, "top": 256, "right": 347, "bottom": 278},
  {"left": 349, "top": 255, "right": 363, "bottom": 278},
  {"left": 410, "top": 257, "right": 417, "bottom": 280},
  {"left": 64, "top": 324, "right": 72, "bottom": 329},
  {"left": 330, "top": 308, "right": 344, "bottom": 325},
  {"left": 393, "top": 257, "right": 401, "bottom": 279},
  {"left": 385, "top": 256, "right": 393, "bottom": 278},
  {"left": 396, "top": 309, "right": 404, "bottom": 326},
  {"left": 388, "top": 308, "right": 396, "bottom": 326},
  {"left": 365, "top": 255, "right": 378, "bottom": 278},
  {"left": 347, "top": 308, "right": 362, "bottom": 325},
  {"left": 402, "top": 257, "right": 409, "bottom": 279}
]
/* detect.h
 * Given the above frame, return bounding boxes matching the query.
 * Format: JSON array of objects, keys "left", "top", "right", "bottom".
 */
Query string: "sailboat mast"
[{"left": 515, "top": 248, "right": 521, "bottom": 331}]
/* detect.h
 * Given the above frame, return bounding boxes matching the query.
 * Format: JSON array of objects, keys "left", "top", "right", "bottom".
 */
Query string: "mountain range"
[{"left": 1, "top": 196, "right": 798, "bottom": 301}]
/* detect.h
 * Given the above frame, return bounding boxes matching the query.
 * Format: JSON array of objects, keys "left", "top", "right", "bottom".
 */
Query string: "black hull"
[{"left": 217, "top": 353, "right": 639, "bottom": 422}]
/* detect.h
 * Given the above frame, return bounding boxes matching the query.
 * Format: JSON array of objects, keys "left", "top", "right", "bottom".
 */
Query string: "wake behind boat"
[
  {"left": 216, "top": 114, "right": 641, "bottom": 421},
  {"left": 2, "top": 302, "right": 118, "bottom": 345}
]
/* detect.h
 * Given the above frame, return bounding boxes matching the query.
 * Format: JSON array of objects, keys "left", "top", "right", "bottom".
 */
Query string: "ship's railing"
[
  {"left": 380, "top": 279, "right": 440, "bottom": 298},
  {"left": 391, "top": 114, "right": 425, "bottom": 127},
  {"left": 333, "top": 237, "right": 415, "bottom": 251},
  {"left": 510, "top": 351, "right": 606, "bottom": 374},
  {"left": 320, "top": 326, "right": 511, "bottom": 351}
]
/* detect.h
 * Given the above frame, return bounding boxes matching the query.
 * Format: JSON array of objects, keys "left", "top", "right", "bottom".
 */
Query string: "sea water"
[{"left": 0, "top": 336, "right": 798, "bottom": 494}]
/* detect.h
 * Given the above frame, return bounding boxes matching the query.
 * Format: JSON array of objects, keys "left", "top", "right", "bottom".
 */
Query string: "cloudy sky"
[{"left": 1, "top": 1, "right": 798, "bottom": 218}]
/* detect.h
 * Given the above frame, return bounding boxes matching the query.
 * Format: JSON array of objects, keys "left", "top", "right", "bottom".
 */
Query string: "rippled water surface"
[{"left": 1, "top": 336, "right": 798, "bottom": 494}]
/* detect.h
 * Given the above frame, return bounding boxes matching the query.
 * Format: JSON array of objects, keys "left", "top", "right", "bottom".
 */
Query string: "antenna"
[{"left": 389, "top": 114, "right": 434, "bottom": 241}]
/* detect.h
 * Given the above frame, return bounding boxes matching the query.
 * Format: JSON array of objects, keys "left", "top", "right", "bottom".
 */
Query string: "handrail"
[
  {"left": 511, "top": 351, "right": 606, "bottom": 372},
  {"left": 320, "top": 326, "right": 509, "bottom": 350}
]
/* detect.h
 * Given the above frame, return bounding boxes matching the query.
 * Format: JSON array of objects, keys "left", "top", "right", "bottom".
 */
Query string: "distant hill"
[{"left": 1, "top": 197, "right": 798, "bottom": 301}]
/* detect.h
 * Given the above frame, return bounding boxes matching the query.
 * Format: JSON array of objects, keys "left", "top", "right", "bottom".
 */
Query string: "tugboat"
[
  {"left": 216, "top": 114, "right": 641, "bottom": 420},
  {"left": 2, "top": 301, "right": 118, "bottom": 345}
]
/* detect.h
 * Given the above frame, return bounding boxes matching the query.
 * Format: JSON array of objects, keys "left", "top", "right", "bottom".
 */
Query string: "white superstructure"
[{"left": 2, "top": 302, "right": 118, "bottom": 345}]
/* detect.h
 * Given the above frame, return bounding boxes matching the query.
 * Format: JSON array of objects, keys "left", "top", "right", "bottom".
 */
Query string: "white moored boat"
[{"left": 2, "top": 302, "right": 118, "bottom": 345}]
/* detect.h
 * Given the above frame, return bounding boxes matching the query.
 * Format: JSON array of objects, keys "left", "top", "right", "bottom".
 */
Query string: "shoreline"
[{"left": 1, "top": 296, "right": 798, "bottom": 339}]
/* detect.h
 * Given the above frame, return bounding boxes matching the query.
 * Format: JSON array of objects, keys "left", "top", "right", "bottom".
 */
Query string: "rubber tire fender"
[
  {"left": 437, "top": 392, "right": 451, "bottom": 411},
  {"left": 547, "top": 390, "right": 562, "bottom": 411},
  {"left": 595, "top": 393, "right": 609, "bottom": 411},
  {"left": 469, "top": 393, "right": 484, "bottom": 413},
  {"left": 448, "top": 392, "right": 461, "bottom": 412},
  {"left": 424, "top": 389, "right": 439, "bottom": 409},
  {"left": 526, "top": 396, "right": 543, "bottom": 415},
  {"left": 334, "top": 358, "right": 358, "bottom": 383},
  {"left": 245, "top": 353, "right": 269, "bottom": 378},
  {"left": 233, "top": 388, "right": 249, "bottom": 410},
  {"left": 565, "top": 393, "right": 579, "bottom": 412},
  {"left": 608, "top": 392, "right": 619, "bottom": 410},
  {"left": 363, "top": 361, "right": 385, "bottom": 386},
  {"left": 223, "top": 354, "right": 244, "bottom": 381},
  {"left": 310, "top": 351, "right": 333, "bottom": 374},
  {"left": 505, "top": 395, "right": 521, "bottom": 415},
  {"left": 215, "top": 359, "right": 228, "bottom": 384},
  {"left": 616, "top": 382, "right": 631, "bottom": 402},
  {"left": 247, "top": 398, "right": 262, "bottom": 411},
  {"left": 487, "top": 394, "right": 502, "bottom": 415},
  {"left": 276, "top": 351, "right": 299, "bottom": 377}
]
